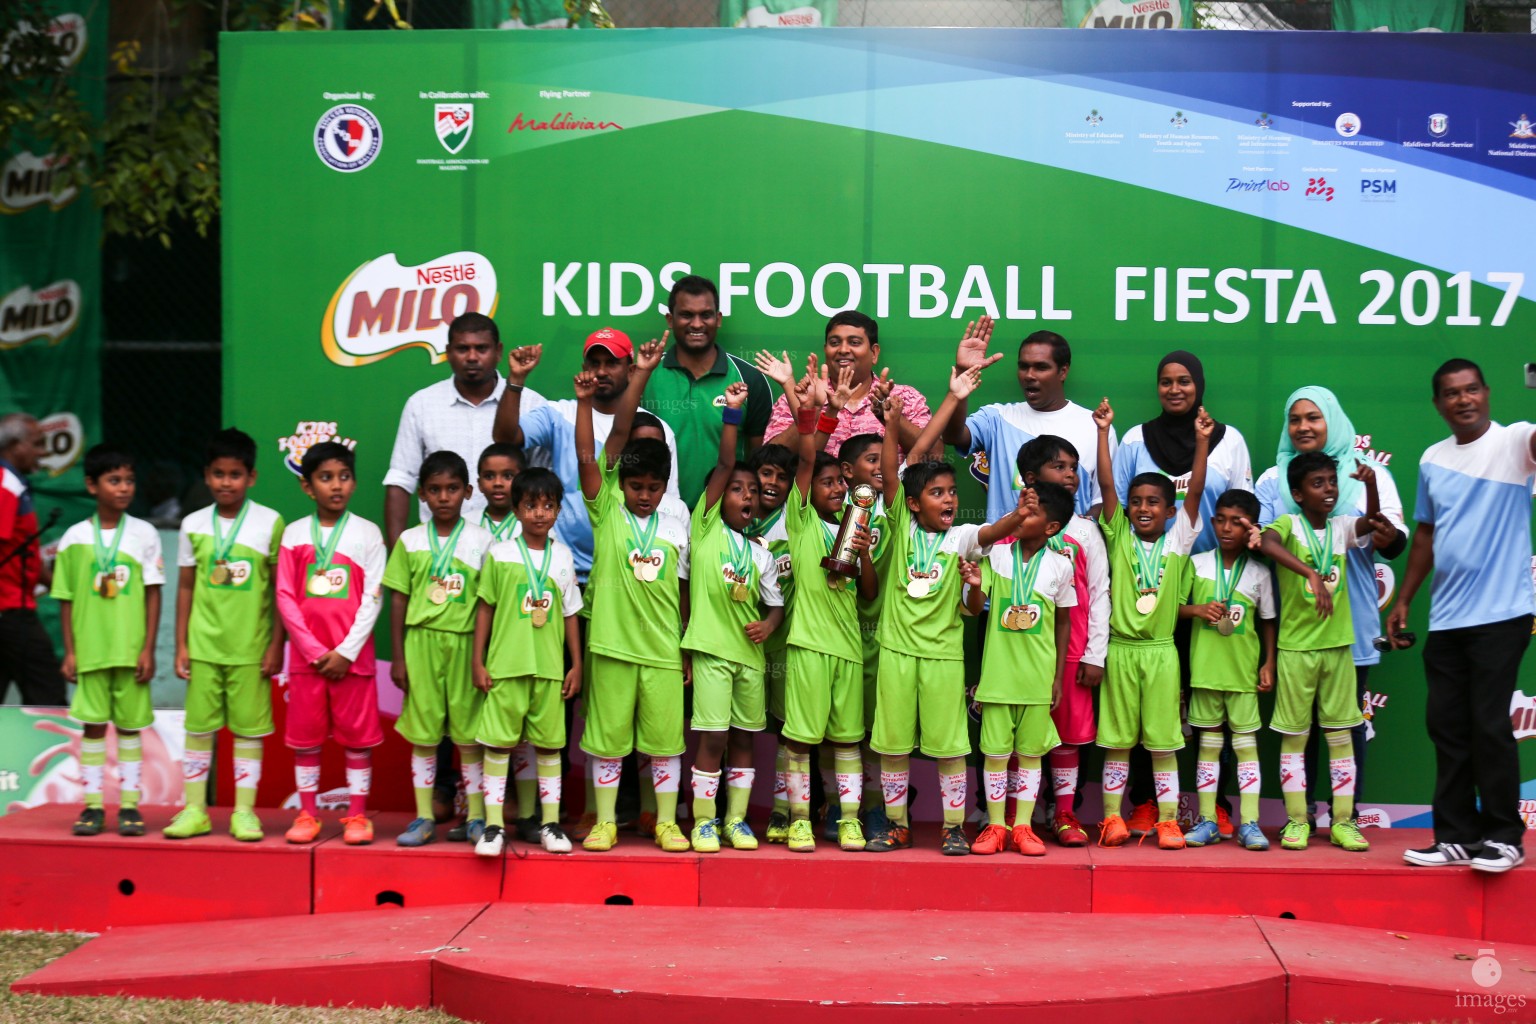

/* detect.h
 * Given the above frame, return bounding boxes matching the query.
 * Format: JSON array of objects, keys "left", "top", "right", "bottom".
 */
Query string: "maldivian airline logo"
[
  {"left": 322, "top": 251, "right": 498, "bottom": 366},
  {"left": 0, "top": 279, "right": 80, "bottom": 349},
  {"left": 435, "top": 104, "right": 473, "bottom": 154},
  {"left": 0, "top": 151, "right": 79, "bottom": 213}
]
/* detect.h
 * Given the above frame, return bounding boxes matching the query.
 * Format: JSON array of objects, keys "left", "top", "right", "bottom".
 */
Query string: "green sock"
[
  {"left": 116, "top": 733, "right": 142, "bottom": 809},
  {"left": 483, "top": 749, "right": 510, "bottom": 829},
  {"left": 81, "top": 737, "right": 106, "bottom": 809},
  {"left": 726, "top": 767, "right": 753, "bottom": 821},
  {"left": 514, "top": 746, "right": 537, "bottom": 822},
  {"left": 1016, "top": 755, "right": 1042, "bottom": 825},
  {"left": 639, "top": 756, "right": 658, "bottom": 815},
  {"left": 458, "top": 745, "right": 485, "bottom": 821},
  {"left": 788, "top": 751, "right": 811, "bottom": 822},
  {"left": 1280, "top": 732, "right": 1309, "bottom": 822},
  {"left": 1196, "top": 731, "right": 1223, "bottom": 822},
  {"left": 593, "top": 759, "right": 620, "bottom": 823},
  {"left": 536, "top": 753, "right": 561, "bottom": 825},
  {"left": 1233, "top": 732, "right": 1261, "bottom": 824},
  {"left": 1102, "top": 749, "right": 1129, "bottom": 819},
  {"left": 880, "top": 754, "right": 910, "bottom": 826},
  {"left": 937, "top": 757, "right": 967, "bottom": 828},
  {"left": 1325, "top": 729, "right": 1356, "bottom": 822},
  {"left": 773, "top": 743, "right": 790, "bottom": 817},
  {"left": 411, "top": 745, "right": 438, "bottom": 820},
  {"left": 984, "top": 754, "right": 1009, "bottom": 827},
  {"left": 583, "top": 757, "right": 596, "bottom": 818},
  {"left": 1151, "top": 751, "right": 1179, "bottom": 822},
  {"left": 692, "top": 768, "right": 721, "bottom": 823},
  {"left": 654, "top": 784, "right": 678, "bottom": 826},
  {"left": 184, "top": 733, "right": 215, "bottom": 812},
  {"left": 232, "top": 736, "right": 262, "bottom": 812},
  {"left": 834, "top": 746, "right": 862, "bottom": 819}
]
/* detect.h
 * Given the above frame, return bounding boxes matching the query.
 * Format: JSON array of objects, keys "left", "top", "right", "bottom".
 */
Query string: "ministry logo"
[{"left": 435, "top": 104, "right": 473, "bottom": 155}]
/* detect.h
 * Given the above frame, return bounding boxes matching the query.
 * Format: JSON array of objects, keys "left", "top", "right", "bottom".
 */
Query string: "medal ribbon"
[
  {"left": 1301, "top": 520, "right": 1333, "bottom": 578},
  {"left": 747, "top": 506, "right": 783, "bottom": 540},
  {"left": 309, "top": 512, "right": 351, "bottom": 576},
  {"left": 211, "top": 501, "right": 250, "bottom": 564},
  {"left": 1132, "top": 533, "right": 1166, "bottom": 595},
  {"left": 427, "top": 519, "right": 465, "bottom": 583},
  {"left": 481, "top": 511, "right": 516, "bottom": 543},
  {"left": 91, "top": 514, "right": 126, "bottom": 580},
  {"left": 515, "top": 535, "right": 553, "bottom": 609},
  {"left": 910, "top": 525, "right": 947, "bottom": 580},
  {"left": 1214, "top": 554, "right": 1248, "bottom": 608},
  {"left": 1011, "top": 543, "right": 1046, "bottom": 609},
  {"left": 723, "top": 524, "right": 752, "bottom": 585},
  {"left": 623, "top": 508, "right": 660, "bottom": 571}
]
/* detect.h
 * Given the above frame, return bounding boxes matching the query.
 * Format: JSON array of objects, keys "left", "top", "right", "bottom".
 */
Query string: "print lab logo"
[
  {"left": 435, "top": 104, "right": 472, "bottom": 154},
  {"left": 277, "top": 421, "right": 357, "bottom": 477},
  {"left": 1334, "top": 112, "right": 1361, "bottom": 138},
  {"left": 314, "top": 104, "right": 383, "bottom": 173},
  {"left": 507, "top": 112, "right": 622, "bottom": 132},
  {"left": 1304, "top": 177, "right": 1335, "bottom": 202},
  {"left": 1226, "top": 177, "right": 1289, "bottom": 193},
  {"left": 1428, "top": 113, "right": 1449, "bottom": 138},
  {"left": 322, "top": 251, "right": 498, "bottom": 367}
]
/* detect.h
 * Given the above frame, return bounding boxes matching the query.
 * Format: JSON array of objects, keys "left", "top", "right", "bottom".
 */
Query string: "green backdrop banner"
[
  {"left": 1332, "top": 0, "right": 1463, "bottom": 33},
  {"left": 221, "top": 28, "right": 1536, "bottom": 821}
]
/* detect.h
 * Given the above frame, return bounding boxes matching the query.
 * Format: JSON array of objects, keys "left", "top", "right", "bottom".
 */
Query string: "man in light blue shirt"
[{"left": 1391, "top": 358, "right": 1536, "bottom": 874}]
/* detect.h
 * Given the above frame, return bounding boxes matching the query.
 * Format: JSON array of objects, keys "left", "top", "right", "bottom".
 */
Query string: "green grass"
[{"left": 0, "top": 931, "right": 463, "bottom": 1023}]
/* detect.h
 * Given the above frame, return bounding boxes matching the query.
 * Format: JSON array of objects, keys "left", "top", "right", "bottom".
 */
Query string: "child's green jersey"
[
  {"left": 975, "top": 541, "right": 1076, "bottom": 705},
  {"left": 1264, "top": 513, "right": 1366, "bottom": 651},
  {"left": 584, "top": 458, "right": 690, "bottom": 670},
  {"left": 1100, "top": 504, "right": 1199, "bottom": 642},
  {"left": 382, "top": 520, "right": 495, "bottom": 633},
  {"left": 52, "top": 515, "right": 165, "bottom": 672},
  {"left": 874, "top": 496, "right": 987, "bottom": 662},
  {"left": 681, "top": 495, "right": 783, "bottom": 668},
  {"left": 746, "top": 504, "right": 792, "bottom": 654},
  {"left": 1184, "top": 550, "right": 1275, "bottom": 690},
  {"left": 480, "top": 535, "right": 583, "bottom": 681},
  {"left": 783, "top": 483, "right": 860, "bottom": 663},
  {"left": 178, "top": 501, "right": 284, "bottom": 665}
]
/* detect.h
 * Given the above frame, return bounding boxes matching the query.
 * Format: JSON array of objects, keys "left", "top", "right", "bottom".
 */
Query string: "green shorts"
[
  {"left": 185, "top": 661, "right": 273, "bottom": 736},
  {"left": 1188, "top": 688, "right": 1262, "bottom": 733},
  {"left": 765, "top": 645, "right": 788, "bottom": 723},
  {"left": 860, "top": 619, "right": 880, "bottom": 732},
  {"left": 783, "top": 646, "right": 863, "bottom": 746},
  {"left": 690, "top": 652, "right": 766, "bottom": 733},
  {"left": 70, "top": 667, "right": 153, "bottom": 732},
  {"left": 395, "top": 627, "right": 481, "bottom": 747},
  {"left": 870, "top": 649, "right": 968, "bottom": 759},
  {"left": 979, "top": 702, "right": 1061, "bottom": 758},
  {"left": 474, "top": 674, "right": 565, "bottom": 750},
  {"left": 1272, "top": 646, "right": 1362, "bottom": 734},
  {"left": 1098, "top": 639, "right": 1184, "bottom": 752},
  {"left": 580, "top": 652, "right": 685, "bottom": 759}
]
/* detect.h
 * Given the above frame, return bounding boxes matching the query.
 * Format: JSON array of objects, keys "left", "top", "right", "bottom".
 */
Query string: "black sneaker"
[
  {"left": 117, "top": 807, "right": 146, "bottom": 837},
  {"left": 446, "top": 818, "right": 470, "bottom": 842},
  {"left": 865, "top": 823, "right": 912, "bottom": 853},
  {"left": 72, "top": 807, "right": 105, "bottom": 836},
  {"left": 1471, "top": 841, "right": 1525, "bottom": 874},
  {"left": 940, "top": 825, "right": 971, "bottom": 856},
  {"left": 514, "top": 815, "right": 542, "bottom": 844},
  {"left": 1403, "top": 841, "right": 1481, "bottom": 867}
]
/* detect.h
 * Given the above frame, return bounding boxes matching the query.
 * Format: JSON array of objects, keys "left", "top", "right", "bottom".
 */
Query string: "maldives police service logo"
[
  {"left": 435, "top": 104, "right": 473, "bottom": 154},
  {"left": 315, "top": 104, "right": 383, "bottom": 173}
]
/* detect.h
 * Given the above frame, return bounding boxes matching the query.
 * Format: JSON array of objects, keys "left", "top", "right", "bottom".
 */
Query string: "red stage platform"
[
  {"left": 16, "top": 902, "right": 1536, "bottom": 1023},
  {"left": 1, "top": 804, "right": 1528, "bottom": 942}
]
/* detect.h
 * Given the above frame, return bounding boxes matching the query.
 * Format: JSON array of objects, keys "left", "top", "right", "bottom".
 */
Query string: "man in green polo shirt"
[{"left": 644, "top": 275, "right": 774, "bottom": 507}]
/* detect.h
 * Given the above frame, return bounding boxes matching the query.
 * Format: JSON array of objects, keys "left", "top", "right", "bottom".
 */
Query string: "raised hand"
[
  {"left": 959, "top": 559, "right": 982, "bottom": 588},
  {"left": 724, "top": 380, "right": 749, "bottom": 410},
  {"left": 1237, "top": 515, "right": 1264, "bottom": 551},
  {"left": 635, "top": 331, "right": 668, "bottom": 372},
  {"left": 1194, "top": 406, "right": 1215, "bottom": 440},
  {"left": 809, "top": 363, "right": 831, "bottom": 410},
  {"left": 1350, "top": 461, "right": 1377, "bottom": 487},
  {"left": 954, "top": 315, "right": 995, "bottom": 371},
  {"left": 868, "top": 370, "right": 894, "bottom": 423},
  {"left": 949, "top": 363, "right": 985, "bottom": 401},
  {"left": 827, "top": 362, "right": 857, "bottom": 412},
  {"left": 754, "top": 349, "right": 796, "bottom": 388},
  {"left": 1093, "top": 397, "right": 1115, "bottom": 431},
  {"left": 573, "top": 370, "right": 599, "bottom": 401},
  {"left": 506, "top": 344, "right": 541, "bottom": 384}
]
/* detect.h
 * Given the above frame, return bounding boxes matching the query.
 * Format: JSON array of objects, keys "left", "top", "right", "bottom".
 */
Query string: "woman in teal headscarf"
[{"left": 1254, "top": 385, "right": 1407, "bottom": 822}]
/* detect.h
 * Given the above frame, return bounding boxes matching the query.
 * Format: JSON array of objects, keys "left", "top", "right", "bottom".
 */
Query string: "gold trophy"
[{"left": 821, "top": 483, "right": 877, "bottom": 579}]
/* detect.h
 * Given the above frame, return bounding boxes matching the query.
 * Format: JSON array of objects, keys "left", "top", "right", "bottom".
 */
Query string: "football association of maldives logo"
[
  {"left": 315, "top": 104, "right": 383, "bottom": 172},
  {"left": 435, "top": 104, "right": 473, "bottom": 154}
]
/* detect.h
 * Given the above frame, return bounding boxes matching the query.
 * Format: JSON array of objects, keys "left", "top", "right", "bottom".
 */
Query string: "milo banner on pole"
[
  {"left": 0, "top": 4, "right": 105, "bottom": 588},
  {"left": 221, "top": 29, "right": 1536, "bottom": 817}
]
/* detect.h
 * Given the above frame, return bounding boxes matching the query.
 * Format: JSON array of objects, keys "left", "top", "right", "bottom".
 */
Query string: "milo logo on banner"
[
  {"left": 1, "top": 13, "right": 87, "bottom": 75},
  {"left": 0, "top": 151, "right": 78, "bottom": 213},
  {"left": 1069, "top": 0, "right": 1191, "bottom": 29},
  {"left": 322, "top": 251, "right": 498, "bottom": 366},
  {"left": 38, "top": 411, "right": 84, "bottom": 477},
  {"left": 0, "top": 279, "right": 81, "bottom": 348}
]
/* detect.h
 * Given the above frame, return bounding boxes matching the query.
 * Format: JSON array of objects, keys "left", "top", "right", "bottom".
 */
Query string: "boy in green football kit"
[
  {"left": 1255, "top": 451, "right": 1382, "bottom": 853},
  {"left": 772, "top": 366, "right": 877, "bottom": 854},
  {"left": 165, "top": 429, "right": 285, "bottom": 842},
  {"left": 576, "top": 336, "right": 694, "bottom": 853},
  {"left": 1094, "top": 396, "right": 1212, "bottom": 850},
  {"left": 869, "top": 365, "right": 1018, "bottom": 857},
  {"left": 472, "top": 466, "right": 584, "bottom": 857},
  {"left": 681, "top": 381, "right": 785, "bottom": 853},
  {"left": 1179, "top": 489, "right": 1276, "bottom": 852},
  {"left": 54, "top": 446, "right": 164, "bottom": 837},
  {"left": 967, "top": 482, "right": 1076, "bottom": 857},
  {"left": 384, "top": 451, "right": 495, "bottom": 848},
  {"left": 743, "top": 441, "right": 797, "bottom": 842}
]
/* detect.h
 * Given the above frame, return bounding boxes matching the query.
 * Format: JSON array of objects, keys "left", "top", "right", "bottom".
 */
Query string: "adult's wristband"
[
  {"left": 722, "top": 406, "right": 745, "bottom": 426},
  {"left": 795, "top": 408, "right": 818, "bottom": 435},
  {"left": 817, "top": 413, "right": 840, "bottom": 435}
]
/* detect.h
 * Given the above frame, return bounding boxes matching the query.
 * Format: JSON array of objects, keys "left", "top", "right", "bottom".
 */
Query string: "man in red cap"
[{"left": 492, "top": 326, "right": 680, "bottom": 583}]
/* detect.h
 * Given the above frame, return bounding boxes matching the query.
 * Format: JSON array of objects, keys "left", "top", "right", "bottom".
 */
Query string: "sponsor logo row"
[{"left": 1223, "top": 175, "right": 1400, "bottom": 202}]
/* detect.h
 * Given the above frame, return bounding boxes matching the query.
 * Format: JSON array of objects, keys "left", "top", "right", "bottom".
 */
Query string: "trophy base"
[{"left": 821, "top": 555, "right": 858, "bottom": 579}]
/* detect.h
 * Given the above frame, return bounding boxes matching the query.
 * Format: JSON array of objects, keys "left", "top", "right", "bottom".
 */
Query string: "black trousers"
[
  {"left": 1423, "top": 615, "right": 1530, "bottom": 847},
  {"left": 0, "top": 609, "right": 65, "bottom": 705}
]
